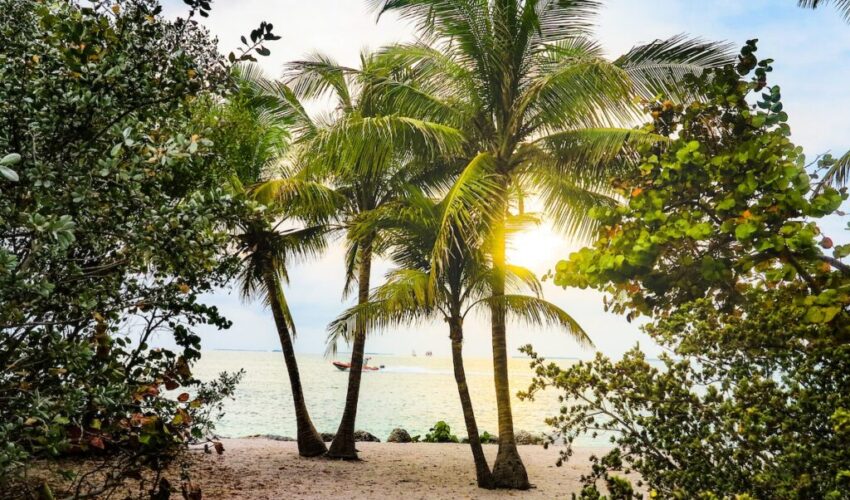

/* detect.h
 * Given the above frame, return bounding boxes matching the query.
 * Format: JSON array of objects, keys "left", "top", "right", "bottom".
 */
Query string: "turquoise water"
[{"left": 192, "top": 351, "right": 575, "bottom": 442}]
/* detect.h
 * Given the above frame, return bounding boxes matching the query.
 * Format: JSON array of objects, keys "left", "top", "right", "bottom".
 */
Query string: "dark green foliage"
[
  {"left": 0, "top": 0, "right": 276, "bottom": 494},
  {"left": 423, "top": 421, "right": 459, "bottom": 443},
  {"left": 524, "top": 42, "right": 850, "bottom": 499}
]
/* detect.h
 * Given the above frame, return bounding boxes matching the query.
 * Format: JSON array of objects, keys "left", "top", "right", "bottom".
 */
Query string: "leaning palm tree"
[
  {"left": 233, "top": 199, "right": 333, "bottom": 457},
  {"left": 221, "top": 65, "right": 341, "bottom": 457},
  {"left": 370, "top": 0, "right": 733, "bottom": 488},
  {"left": 327, "top": 189, "right": 591, "bottom": 488},
  {"left": 277, "top": 51, "right": 464, "bottom": 459}
]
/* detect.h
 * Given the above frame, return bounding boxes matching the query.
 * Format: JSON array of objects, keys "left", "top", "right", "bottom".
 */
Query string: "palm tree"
[
  {"left": 233, "top": 203, "right": 332, "bottom": 457},
  {"left": 327, "top": 190, "right": 591, "bottom": 488},
  {"left": 278, "top": 51, "right": 464, "bottom": 459},
  {"left": 370, "top": 0, "right": 733, "bottom": 488},
  {"left": 220, "top": 66, "right": 340, "bottom": 457}
]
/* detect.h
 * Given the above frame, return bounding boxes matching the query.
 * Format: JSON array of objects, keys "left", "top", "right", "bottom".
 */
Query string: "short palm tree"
[
  {"left": 370, "top": 0, "right": 733, "bottom": 488},
  {"left": 233, "top": 201, "right": 332, "bottom": 457},
  {"left": 327, "top": 190, "right": 591, "bottom": 488},
  {"left": 222, "top": 65, "right": 340, "bottom": 457},
  {"left": 278, "top": 51, "right": 464, "bottom": 459}
]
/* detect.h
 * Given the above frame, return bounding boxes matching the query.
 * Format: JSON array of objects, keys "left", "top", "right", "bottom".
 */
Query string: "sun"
[{"left": 506, "top": 224, "right": 568, "bottom": 274}]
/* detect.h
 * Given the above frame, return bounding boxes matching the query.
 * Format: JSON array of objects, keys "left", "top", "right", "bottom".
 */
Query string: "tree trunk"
[
  {"left": 327, "top": 241, "right": 372, "bottom": 459},
  {"left": 264, "top": 269, "right": 327, "bottom": 457},
  {"left": 449, "top": 316, "right": 495, "bottom": 489},
  {"left": 489, "top": 188, "right": 530, "bottom": 489}
]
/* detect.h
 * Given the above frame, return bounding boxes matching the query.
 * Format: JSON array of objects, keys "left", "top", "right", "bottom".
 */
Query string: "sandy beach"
[{"left": 167, "top": 438, "right": 617, "bottom": 499}]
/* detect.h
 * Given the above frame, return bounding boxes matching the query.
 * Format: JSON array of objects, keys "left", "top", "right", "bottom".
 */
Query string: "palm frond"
[
  {"left": 524, "top": 54, "right": 635, "bottom": 132},
  {"left": 530, "top": 127, "right": 666, "bottom": 187},
  {"left": 286, "top": 53, "right": 356, "bottom": 108},
  {"left": 614, "top": 34, "right": 735, "bottom": 101},
  {"left": 815, "top": 149, "right": 850, "bottom": 192},
  {"left": 798, "top": 0, "right": 850, "bottom": 21},
  {"left": 250, "top": 178, "right": 341, "bottom": 222},
  {"left": 526, "top": 164, "right": 618, "bottom": 240},
  {"left": 505, "top": 264, "right": 543, "bottom": 297},
  {"left": 326, "top": 269, "right": 436, "bottom": 355},
  {"left": 469, "top": 294, "right": 592, "bottom": 347},
  {"left": 431, "top": 152, "right": 501, "bottom": 277},
  {"left": 526, "top": 0, "right": 601, "bottom": 43},
  {"left": 308, "top": 115, "right": 464, "bottom": 175}
]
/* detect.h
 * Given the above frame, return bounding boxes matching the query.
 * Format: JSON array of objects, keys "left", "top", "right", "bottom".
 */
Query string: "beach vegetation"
[
  {"left": 524, "top": 41, "right": 850, "bottom": 499},
  {"left": 0, "top": 0, "right": 277, "bottom": 495}
]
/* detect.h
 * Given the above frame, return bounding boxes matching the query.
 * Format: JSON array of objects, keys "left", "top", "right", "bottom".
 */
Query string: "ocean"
[{"left": 192, "top": 351, "right": 581, "bottom": 443}]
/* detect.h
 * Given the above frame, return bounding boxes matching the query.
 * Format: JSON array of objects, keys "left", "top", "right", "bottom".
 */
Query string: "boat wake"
[{"left": 377, "top": 365, "right": 452, "bottom": 375}]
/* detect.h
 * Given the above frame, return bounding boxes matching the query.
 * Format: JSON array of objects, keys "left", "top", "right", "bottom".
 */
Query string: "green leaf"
[
  {"left": 0, "top": 153, "right": 21, "bottom": 166},
  {"left": 0, "top": 165, "right": 18, "bottom": 182},
  {"left": 735, "top": 222, "right": 757, "bottom": 241}
]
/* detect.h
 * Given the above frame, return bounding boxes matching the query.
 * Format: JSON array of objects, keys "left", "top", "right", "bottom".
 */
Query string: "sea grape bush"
[
  {"left": 0, "top": 0, "right": 277, "bottom": 495},
  {"left": 424, "top": 421, "right": 460, "bottom": 443},
  {"left": 523, "top": 41, "right": 850, "bottom": 498}
]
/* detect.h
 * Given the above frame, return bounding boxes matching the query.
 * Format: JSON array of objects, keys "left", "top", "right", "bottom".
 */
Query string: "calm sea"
[{"left": 192, "top": 351, "right": 582, "bottom": 443}]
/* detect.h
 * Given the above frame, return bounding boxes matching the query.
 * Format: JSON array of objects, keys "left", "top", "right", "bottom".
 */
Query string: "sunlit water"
[{"left": 192, "top": 351, "right": 594, "bottom": 443}]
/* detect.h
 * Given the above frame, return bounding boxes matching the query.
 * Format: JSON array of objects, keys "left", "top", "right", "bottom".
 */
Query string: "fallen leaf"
[{"left": 89, "top": 436, "right": 105, "bottom": 450}]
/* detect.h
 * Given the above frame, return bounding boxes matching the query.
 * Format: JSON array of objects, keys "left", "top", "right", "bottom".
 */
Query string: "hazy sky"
[{"left": 159, "top": 0, "right": 850, "bottom": 359}]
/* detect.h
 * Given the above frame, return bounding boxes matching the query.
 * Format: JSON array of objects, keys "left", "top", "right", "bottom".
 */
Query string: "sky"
[{"left": 159, "top": 0, "right": 850, "bottom": 360}]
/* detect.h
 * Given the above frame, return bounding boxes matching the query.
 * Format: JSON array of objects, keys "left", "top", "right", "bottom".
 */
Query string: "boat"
[{"left": 332, "top": 357, "right": 382, "bottom": 371}]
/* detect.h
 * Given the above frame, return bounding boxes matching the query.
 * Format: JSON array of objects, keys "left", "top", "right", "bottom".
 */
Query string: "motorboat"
[{"left": 332, "top": 357, "right": 382, "bottom": 371}]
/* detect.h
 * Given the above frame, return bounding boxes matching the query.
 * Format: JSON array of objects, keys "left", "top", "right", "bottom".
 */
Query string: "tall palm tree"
[
  {"left": 278, "top": 51, "right": 464, "bottom": 459},
  {"left": 220, "top": 65, "right": 340, "bottom": 457},
  {"left": 370, "top": 0, "right": 733, "bottom": 488},
  {"left": 327, "top": 189, "right": 591, "bottom": 488}
]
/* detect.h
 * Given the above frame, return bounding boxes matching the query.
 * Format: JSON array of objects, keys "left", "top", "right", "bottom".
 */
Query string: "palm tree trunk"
[
  {"left": 327, "top": 240, "right": 372, "bottom": 459},
  {"left": 263, "top": 269, "right": 327, "bottom": 457},
  {"left": 489, "top": 187, "right": 530, "bottom": 489},
  {"left": 449, "top": 316, "right": 495, "bottom": 489}
]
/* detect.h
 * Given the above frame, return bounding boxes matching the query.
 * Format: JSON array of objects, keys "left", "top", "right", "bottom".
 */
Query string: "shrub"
[
  {"left": 524, "top": 41, "right": 850, "bottom": 499},
  {"left": 423, "top": 421, "right": 459, "bottom": 443},
  {"left": 0, "top": 0, "right": 277, "bottom": 496}
]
